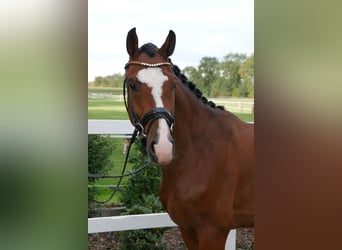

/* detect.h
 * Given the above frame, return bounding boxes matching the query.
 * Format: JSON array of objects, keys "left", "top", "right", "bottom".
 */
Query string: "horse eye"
[{"left": 128, "top": 82, "right": 137, "bottom": 91}]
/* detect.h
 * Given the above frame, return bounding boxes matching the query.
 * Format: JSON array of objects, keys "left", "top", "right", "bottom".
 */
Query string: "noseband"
[{"left": 123, "top": 61, "right": 175, "bottom": 139}]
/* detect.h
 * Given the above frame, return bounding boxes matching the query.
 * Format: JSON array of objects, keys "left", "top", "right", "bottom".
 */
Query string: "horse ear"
[
  {"left": 126, "top": 27, "right": 139, "bottom": 57},
  {"left": 159, "top": 30, "right": 176, "bottom": 58}
]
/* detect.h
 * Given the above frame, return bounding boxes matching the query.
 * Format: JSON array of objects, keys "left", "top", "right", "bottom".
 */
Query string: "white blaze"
[
  {"left": 137, "top": 67, "right": 168, "bottom": 107},
  {"left": 137, "top": 67, "right": 173, "bottom": 164}
]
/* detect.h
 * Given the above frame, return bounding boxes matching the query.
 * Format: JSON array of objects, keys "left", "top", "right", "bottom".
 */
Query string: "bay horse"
[{"left": 124, "top": 28, "right": 254, "bottom": 250}]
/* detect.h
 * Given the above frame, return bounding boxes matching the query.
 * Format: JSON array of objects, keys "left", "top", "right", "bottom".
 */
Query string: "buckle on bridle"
[{"left": 135, "top": 122, "right": 147, "bottom": 139}]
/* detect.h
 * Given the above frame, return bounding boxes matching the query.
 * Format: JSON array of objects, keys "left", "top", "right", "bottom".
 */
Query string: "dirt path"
[{"left": 88, "top": 227, "right": 254, "bottom": 249}]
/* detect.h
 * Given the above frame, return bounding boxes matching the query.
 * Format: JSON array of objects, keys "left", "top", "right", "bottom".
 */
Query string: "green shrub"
[
  {"left": 119, "top": 194, "right": 166, "bottom": 250},
  {"left": 88, "top": 135, "right": 115, "bottom": 217},
  {"left": 88, "top": 135, "right": 115, "bottom": 178},
  {"left": 118, "top": 140, "right": 166, "bottom": 250},
  {"left": 120, "top": 141, "right": 162, "bottom": 207},
  {"left": 119, "top": 228, "right": 165, "bottom": 250}
]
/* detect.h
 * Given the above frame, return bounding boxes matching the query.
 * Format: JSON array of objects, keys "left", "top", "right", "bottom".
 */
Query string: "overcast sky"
[{"left": 88, "top": 0, "right": 254, "bottom": 81}]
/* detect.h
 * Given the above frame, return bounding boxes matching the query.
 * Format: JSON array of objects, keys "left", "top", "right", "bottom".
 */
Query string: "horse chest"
[
  {"left": 160, "top": 188, "right": 203, "bottom": 228},
  {"left": 159, "top": 168, "right": 223, "bottom": 227}
]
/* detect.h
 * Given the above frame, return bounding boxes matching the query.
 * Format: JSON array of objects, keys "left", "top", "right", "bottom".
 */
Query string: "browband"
[{"left": 125, "top": 61, "right": 172, "bottom": 69}]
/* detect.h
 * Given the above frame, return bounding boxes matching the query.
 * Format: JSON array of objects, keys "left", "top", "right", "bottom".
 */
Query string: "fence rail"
[
  {"left": 88, "top": 213, "right": 176, "bottom": 233},
  {"left": 88, "top": 119, "right": 236, "bottom": 249},
  {"left": 88, "top": 119, "right": 134, "bottom": 138}
]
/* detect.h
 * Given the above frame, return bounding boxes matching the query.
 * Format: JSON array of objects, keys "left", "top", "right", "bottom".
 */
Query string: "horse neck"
[{"left": 173, "top": 83, "right": 215, "bottom": 145}]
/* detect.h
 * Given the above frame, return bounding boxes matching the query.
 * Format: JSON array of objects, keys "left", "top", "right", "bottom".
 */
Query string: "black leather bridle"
[
  {"left": 88, "top": 61, "right": 176, "bottom": 203},
  {"left": 123, "top": 61, "right": 175, "bottom": 140}
]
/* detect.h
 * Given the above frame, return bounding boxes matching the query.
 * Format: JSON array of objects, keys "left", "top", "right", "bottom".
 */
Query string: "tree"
[
  {"left": 181, "top": 54, "right": 254, "bottom": 97},
  {"left": 239, "top": 54, "right": 254, "bottom": 97},
  {"left": 197, "top": 57, "right": 220, "bottom": 96},
  {"left": 93, "top": 73, "right": 125, "bottom": 88},
  {"left": 220, "top": 53, "right": 247, "bottom": 97},
  {"left": 94, "top": 76, "right": 104, "bottom": 86},
  {"left": 183, "top": 66, "right": 200, "bottom": 82}
]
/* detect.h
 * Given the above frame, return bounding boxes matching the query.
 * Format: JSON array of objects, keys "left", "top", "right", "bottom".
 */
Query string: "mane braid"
[{"left": 171, "top": 64, "right": 225, "bottom": 110}]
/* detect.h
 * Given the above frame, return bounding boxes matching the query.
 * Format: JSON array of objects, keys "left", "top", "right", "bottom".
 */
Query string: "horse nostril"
[
  {"left": 148, "top": 135, "right": 174, "bottom": 165},
  {"left": 149, "top": 140, "right": 158, "bottom": 162},
  {"left": 168, "top": 135, "right": 175, "bottom": 152},
  {"left": 150, "top": 140, "right": 156, "bottom": 153}
]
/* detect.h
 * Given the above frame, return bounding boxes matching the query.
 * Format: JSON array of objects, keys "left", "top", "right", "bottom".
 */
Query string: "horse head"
[{"left": 124, "top": 28, "right": 178, "bottom": 165}]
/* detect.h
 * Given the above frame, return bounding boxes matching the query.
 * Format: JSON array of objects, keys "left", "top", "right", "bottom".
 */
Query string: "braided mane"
[{"left": 171, "top": 64, "right": 225, "bottom": 110}]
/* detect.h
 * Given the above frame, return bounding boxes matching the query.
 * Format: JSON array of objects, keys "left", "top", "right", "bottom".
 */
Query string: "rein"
[{"left": 88, "top": 129, "right": 152, "bottom": 204}]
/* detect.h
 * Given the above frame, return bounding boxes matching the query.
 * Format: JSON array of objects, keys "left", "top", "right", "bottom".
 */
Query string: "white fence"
[
  {"left": 88, "top": 119, "right": 236, "bottom": 249},
  {"left": 88, "top": 119, "right": 134, "bottom": 138}
]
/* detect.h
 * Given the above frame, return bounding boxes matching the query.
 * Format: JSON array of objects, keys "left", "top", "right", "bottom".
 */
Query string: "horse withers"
[{"left": 124, "top": 27, "right": 254, "bottom": 250}]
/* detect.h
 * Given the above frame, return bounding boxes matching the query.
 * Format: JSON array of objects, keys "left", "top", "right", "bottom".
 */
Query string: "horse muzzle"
[
  {"left": 147, "top": 119, "right": 175, "bottom": 165},
  {"left": 133, "top": 108, "right": 175, "bottom": 165}
]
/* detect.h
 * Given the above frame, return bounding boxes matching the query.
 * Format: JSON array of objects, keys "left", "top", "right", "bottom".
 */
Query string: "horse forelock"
[{"left": 139, "top": 43, "right": 158, "bottom": 57}]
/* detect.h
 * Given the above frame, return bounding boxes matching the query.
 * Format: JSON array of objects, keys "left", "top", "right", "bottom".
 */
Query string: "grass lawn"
[
  {"left": 88, "top": 97, "right": 254, "bottom": 122},
  {"left": 88, "top": 87, "right": 123, "bottom": 95},
  {"left": 88, "top": 99, "right": 129, "bottom": 120},
  {"left": 235, "top": 113, "right": 254, "bottom": 122}
]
